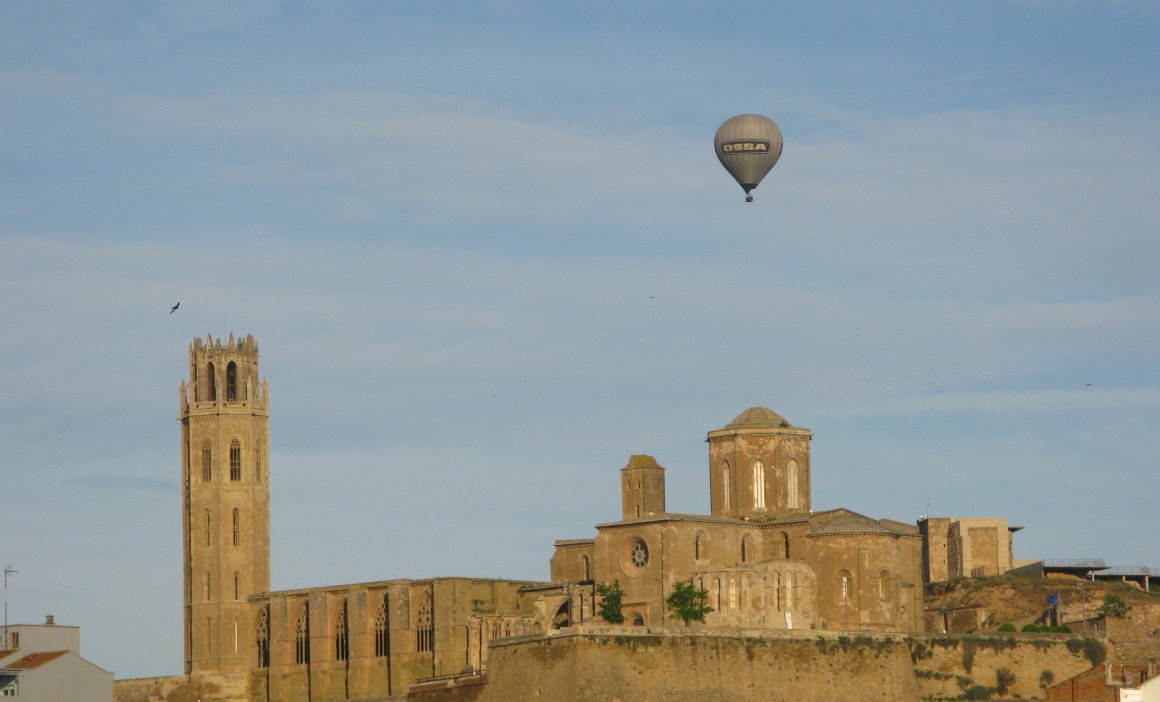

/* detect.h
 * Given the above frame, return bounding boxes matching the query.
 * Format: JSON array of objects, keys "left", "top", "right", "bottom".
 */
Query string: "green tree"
[
  {"left": 1039, "top": 669, "right": 1055, "bottom": 690},
  {"left": 995, "top": 667, "right": 1015, "bottom": 695},
  {"left": 1098, "top": 594, "right": 1129, "bottom": 618},
  {"left": 594, "top": 581, "right": 625, "bottom": 624},
  {"left": 666, "top": 580, "right": 712, "bottom": 626}
]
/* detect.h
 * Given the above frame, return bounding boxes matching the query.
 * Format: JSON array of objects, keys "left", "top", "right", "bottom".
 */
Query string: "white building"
[{"left": 0, "top": 617, "right": 112, "bottom": 701}]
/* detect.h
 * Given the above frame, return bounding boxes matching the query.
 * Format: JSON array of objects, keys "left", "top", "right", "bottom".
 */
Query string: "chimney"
[{"left": 44, "top": 615, "right": 54, "bottom": 626}]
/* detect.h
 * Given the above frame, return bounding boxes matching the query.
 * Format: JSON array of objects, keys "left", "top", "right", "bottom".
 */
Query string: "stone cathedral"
[{"left": 143, "top": 333, "right": 1004, "bottom": 702}]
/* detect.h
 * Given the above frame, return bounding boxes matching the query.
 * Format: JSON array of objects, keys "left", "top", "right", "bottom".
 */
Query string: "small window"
[
  {"left": 254, "top": 446, "right": 262, "bottom": 483},
  {"left": 786, "top": 460, "right": 800, "bottom": 509},
  {"left": 226, "top": 361, "right": 238, "bottom": 401},
  {"left": 207, "top": 362, "right": 216, "bottom": 401},
  {"left": 232, "top": 509, "right": 240, "bottom": 546},
  {"left": 295, "top": 604, "right": 310, "bottom": 665},
  {"left": 204, "top": 510, "right": 212, "bottom": 546},
  {"left": 878, "top": 570, "right": 892, "bottom": 601},
  {"left": 202, "top": 441, "right": 213, "bottom": 482},
  {"left": 752, "top": 460, "right": 766, "bottom": 509},
  {"left": 741, "top": 534, "right": 753, "bottom": 564},
  {"left": 722, "top": 462, "right": 732, "bottom": 511},
  {"left": 230, "top": 439, "right": 241, "bottom": 481}
]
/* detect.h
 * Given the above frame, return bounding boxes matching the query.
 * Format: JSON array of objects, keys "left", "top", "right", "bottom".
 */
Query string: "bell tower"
[{"left": 180, "top": 334, "right": 270, "bottom": 674}]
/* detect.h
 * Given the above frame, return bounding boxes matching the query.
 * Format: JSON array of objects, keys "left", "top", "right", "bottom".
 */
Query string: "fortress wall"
[
  {"left": 114, "top": 676, "right": 188, "bottom": 702},
  {"left": 909, "top": 635, "right": 1099, "bottom": 700},
  {"left": 115, "top": 671, "right": 248, "bottom": 702},
  {"left": 412, "top": 627, "right": 920, "bottom": 702}
]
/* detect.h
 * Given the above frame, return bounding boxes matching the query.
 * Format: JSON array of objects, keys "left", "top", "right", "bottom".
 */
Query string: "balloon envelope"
[{"left": 714, "top": 114, "right": 783, "bottom": 196}]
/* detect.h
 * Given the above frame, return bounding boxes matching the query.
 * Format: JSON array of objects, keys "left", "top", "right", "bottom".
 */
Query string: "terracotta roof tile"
[{"left": 1, "top": 650, "right": 68, "bottom": 670}]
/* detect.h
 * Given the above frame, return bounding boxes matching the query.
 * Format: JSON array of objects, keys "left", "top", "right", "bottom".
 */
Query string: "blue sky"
[{"left": 1, "top": 0, "right": 1158, "bottom": 680}]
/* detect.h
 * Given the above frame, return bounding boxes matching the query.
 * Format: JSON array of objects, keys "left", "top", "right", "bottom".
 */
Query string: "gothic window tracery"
[
  {"left": 230, "top": 439, "right": 241, "bottom": 481},
  {"left": 256, "top": 607, "right": 270, "bottom": 669},
  {"left": 335, "top": 599, "right": 349, "bottom": 662},
  {"left": 374, "top": 595, "right": 389, "bottom": 658},
  {"left": 416, "top": 591, "right": 434, "bottom": 653},
  {"left": 295, "top": 603, "right": 310, "bottom": 665}
]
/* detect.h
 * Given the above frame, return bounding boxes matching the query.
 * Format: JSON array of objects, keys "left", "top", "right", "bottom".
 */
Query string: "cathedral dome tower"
[{"left": 707, "top": 407, "right": 811, "bottom": 519}]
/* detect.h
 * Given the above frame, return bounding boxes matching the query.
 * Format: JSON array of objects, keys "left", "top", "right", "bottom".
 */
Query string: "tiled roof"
[
  {"left": 722, "top": 407, "right": 791, "bottom": 430},
  {"left": 809, "top": 511, "right": 899, "bottom": 537},
  {"left": 1, "top": 650, "right": 68, "bottom": 670}
]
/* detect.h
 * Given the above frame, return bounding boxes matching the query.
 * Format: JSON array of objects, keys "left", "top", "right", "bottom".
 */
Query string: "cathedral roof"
[
  {"left": 722, "top": 407, "right": 792, "bottom": 430},
  {"left": 808, "top": 510, "right": 905, "bottom": 537}
]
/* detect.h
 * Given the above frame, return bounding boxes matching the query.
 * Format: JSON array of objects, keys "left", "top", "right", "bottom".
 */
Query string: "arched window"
[
  {"left": 254, "top": 445, "right": 262, "bottom": 483},
  {"left": 878, "top": 570, "right": 892, "bottom": 601},
  {"left": 786, "top": 460, "right": 800, "bottom": 509},
  {"left": 226, "top": 362, "right": 238, "bottom": 401},
  {"left": 233, "top": 572, "right": 239, "bottom": 600},
  {"left": 839, "top": 570, "right": 853, "bottom": 601},
  {"left": 741, "top": 534, "right": 754, "bottom": 564},
  {"left": 335, "top": 599, "right": 349, "bottom": 662},
  {"left": 295, "top": 603, "right": 310, "bottom": 665},
  {"left": 374, "top": 595, "right": 390, "bottom": 658},
  {"left": 416, "top": 591, "right": 434, "bottom": 653},
  {"left": 580, "top": 555, "right": 590, "bottom": 581},
  {"left": 201, "top": 441, "right": 213, "bottom": 482},
  {"left": 722, "top": 462, "right": 732, "bottom": 511},
  {"left": 230, "top": 439, "right": 241, "bottom": 481},
  {"left": 728, "top": 579, "right": 738, "bottom": 609},
  {"left": 204, "top": 510, "right": 212, "bottom": 546},
  {"left": 206, "top": 362, "right": 216, "bottom": 401},
  {"left": 773, "top": 572, "right": 781, "bottom": 611},
  {"left": 714, "top": 578, "right": 722, "bottom": 611},
  {"left": 232, "top": 508, "right": 240, "bottom": 546},
  {"left": 694, "top": 531, "right": 708, "bottom": 561},
  {"left": 781, "top": 532, "right": 791, "bottom": 559},
  {"left": 752, "top": 460, "right": 766, "bottom": 509},
  {"left": 256, "top": 606, "right": 270, "bottom": 668},
  {"left": 785, "top": 572, "right": 794, "bottom": 609}
]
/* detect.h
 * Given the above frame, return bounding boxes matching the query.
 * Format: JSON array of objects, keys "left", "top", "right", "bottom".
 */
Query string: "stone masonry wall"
[
  {"left": 412, "top": 626, "right": 920, "bottom": 702},
  {"left": 910, "top": 634, "right": 1100, "bottom": 700}
]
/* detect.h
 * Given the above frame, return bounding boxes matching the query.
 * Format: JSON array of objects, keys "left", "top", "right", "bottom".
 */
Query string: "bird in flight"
[{"left": 170, "top": 302, "right": 180, "bottom": 314}]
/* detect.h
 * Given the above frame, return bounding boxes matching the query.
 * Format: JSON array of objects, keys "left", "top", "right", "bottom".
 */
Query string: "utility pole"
[{"left": 3, "top": 566, "right": 16, "bottom": 651}]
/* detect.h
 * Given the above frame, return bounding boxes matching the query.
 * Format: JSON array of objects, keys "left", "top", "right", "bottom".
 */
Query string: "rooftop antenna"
[{"left": 3, "top": 565, "right": 16, "bottom": 651}]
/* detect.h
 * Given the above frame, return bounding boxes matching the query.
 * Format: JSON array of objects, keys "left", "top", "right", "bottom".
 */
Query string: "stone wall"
[
  {"left": 910, "top": 634, "right": 1099, "bottom": 700},
  {"left": 114, "top": 672, "right": 247, "bottom": 702},
  {"left": 412, "top": 626, "right": 920, "bottom": 702}
]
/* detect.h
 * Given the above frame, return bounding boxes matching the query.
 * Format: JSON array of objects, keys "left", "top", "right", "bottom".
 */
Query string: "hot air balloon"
[{"left": 714, "top": 114, "right": 783, "bottom": 202}]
